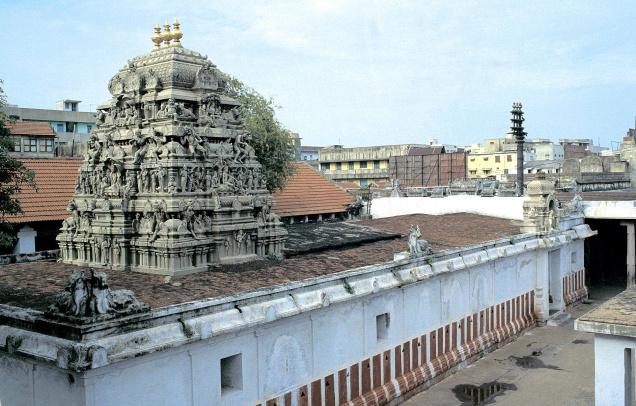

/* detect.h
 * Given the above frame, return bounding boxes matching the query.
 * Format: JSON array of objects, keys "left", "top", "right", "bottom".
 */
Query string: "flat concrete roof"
[{"left": 576, "top": 288, "right": 636, "bottom": 338}]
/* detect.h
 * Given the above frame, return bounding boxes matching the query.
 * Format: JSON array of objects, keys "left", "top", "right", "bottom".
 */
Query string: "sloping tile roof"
[
  {"left": 7, "top": 158, "right": 82, "bottom": 223},
  {"left": 6, "top": 122, "right": 55, "bottom": 137},
  {"left": 273, "top": 162, "right": 353, "bottom": 217},
  {"left": 0, "top": 213, "right": 520, "bottom": 309}
]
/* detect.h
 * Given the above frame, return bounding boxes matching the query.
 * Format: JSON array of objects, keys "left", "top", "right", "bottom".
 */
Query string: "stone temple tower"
[{"left": 57, "top": 21, "right": 287, "bottom": 276}]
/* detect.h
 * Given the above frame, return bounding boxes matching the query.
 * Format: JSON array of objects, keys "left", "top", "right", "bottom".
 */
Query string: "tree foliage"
[
  {"left": 224, "top": 76, "right": 295, "bottom": 192},
  {"left": 0, "top": 79, "right": 35, "bottom": 249}
]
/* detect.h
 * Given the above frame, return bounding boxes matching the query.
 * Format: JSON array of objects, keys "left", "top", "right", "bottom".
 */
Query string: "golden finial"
[
  {"left": 161, "top": 20, "right": 172, "bottom": 47},
  {"left": 172, "top": 18, "right": 182, "bottom": 47},
  {"left": 151, "top": 24, "right": 162, "bottom": 51}
]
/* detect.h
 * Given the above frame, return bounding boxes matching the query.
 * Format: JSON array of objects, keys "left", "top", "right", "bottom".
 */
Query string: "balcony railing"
[{"left": 321, "top": 168, "right": 387, "bottom": 180}]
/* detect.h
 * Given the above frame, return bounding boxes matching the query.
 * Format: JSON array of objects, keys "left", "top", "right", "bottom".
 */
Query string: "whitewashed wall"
[
  {"left": 370, "top": 196, "right": 525, "bottom": 220},
  {"left": 594, "top": 333, "right": 636, "bottom": 406},
  {"left": 0, "top": 233, "right": 590, "bottom": 406}
]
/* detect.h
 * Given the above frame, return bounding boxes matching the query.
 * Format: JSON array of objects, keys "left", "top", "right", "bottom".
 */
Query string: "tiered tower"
[
  {"left": 510, "top": 102, "right": 527, "bottom": 196},
  {"left": 57, "top": 21, "right": 287, "bottom": 276}
]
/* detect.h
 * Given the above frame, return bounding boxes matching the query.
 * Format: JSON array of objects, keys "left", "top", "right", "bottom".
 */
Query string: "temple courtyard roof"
[{"left": 0, "top": 213, "right": 518, "bottom": 310}]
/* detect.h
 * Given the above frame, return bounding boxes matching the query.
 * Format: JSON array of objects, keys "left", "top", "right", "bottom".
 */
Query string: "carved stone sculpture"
[
  {"left": 407, "top": 225, "right": 433, "bottom": 257},
  {"left": 47, "top": 269, "right": 148, "bottom": 321},
  {"left": 57, "top": 27, "right": 287, "bottom": 275}
]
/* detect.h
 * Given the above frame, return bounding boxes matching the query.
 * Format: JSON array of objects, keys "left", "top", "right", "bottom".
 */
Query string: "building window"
[
  {"left": 470, "top": 158, "right": 475, "bottom": 162},
  {"left": 507, "top": 155, "right": 512, "bottom": 162},
  {"left": 348, "top": 161, "right": 354, "bottom": 170},
  {"left": 469, "top": 170, "right": 477, "bottom": 175},
  {"left": 303, "top": 156, "right": 307, "bottom": 160},
  {"left": 86, "top": 125, "right": 93, "bottom": 133},
  {"left": 13, "top": 137, "right": 21, "bottom": 152},
  {"left": 360, "top": 179, "right": 369, "bottom": 187},
  {"left": 321, "top": 163, "right": 329, "bottom": 171},
  {"left": 483, "top": 157, "right": 489, "bottom": 161},
  {"left": 503, "top": 169, "right": 509, "bottom": 174},
  {"left": 374, "top": 160, "right": 380, "bottom": 169},
  {"left": 39, "top": 138, "right": 53, "bottom": 152},
  {"left": 495, "top": 156, "right": 501, "bottom": 163},
  {"left": 23, "top": 138, "right": 37, "bottom": 152},
  {"left": 336, "top": 162, "right": 342, "bottom": 170},
  {"left": 359, "top": 161, "right": 368, "bottom": 169},
  {"left": 56, "top": 123, "right": 65, "bottom": 133},
  {"left": 376, "top": 313, "right": 390, "bottom": 341},
  {"left": 220, "top": 353, "right": 243, "bottom": 395}
]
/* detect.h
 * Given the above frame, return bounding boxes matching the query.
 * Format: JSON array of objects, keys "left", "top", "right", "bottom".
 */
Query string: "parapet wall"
[
  {"left": 370, "top": 196, "right": 525, "bottom": 220},
  {"left": 0, "top": 226, "right": 593, "bottom": 406}
]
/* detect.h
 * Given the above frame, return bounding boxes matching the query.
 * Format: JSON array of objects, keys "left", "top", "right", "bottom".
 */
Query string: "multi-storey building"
[
  {"left": 6, "top": 122, "right": 57, "bottom": 159},
  {"left": 468, "top": 134, "right": 566, "bottom": 179},
  {"left": 318, "top": 144, "right": 425, "bottom": 187},
  {"left": 527, "top": 138, "right": 564, "bottom": 160},
  {"left": 4, "top": 99, "right": 96, "bottom": 149}
]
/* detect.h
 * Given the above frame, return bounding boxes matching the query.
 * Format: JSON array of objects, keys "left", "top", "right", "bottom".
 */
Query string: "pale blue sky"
[{"left": 2, "top": 0, "right": 636, "bottom": 148}]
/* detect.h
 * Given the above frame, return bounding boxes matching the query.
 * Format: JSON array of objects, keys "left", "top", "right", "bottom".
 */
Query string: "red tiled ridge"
[
  {"left": 6, "top": 122, "right": 55, "bottom": 137},
  {"left": 273, "top": 162, "right": 353, "bottom": 217},
  {"left": 7, "top": 158, "right": 82, "bottom": 223}
]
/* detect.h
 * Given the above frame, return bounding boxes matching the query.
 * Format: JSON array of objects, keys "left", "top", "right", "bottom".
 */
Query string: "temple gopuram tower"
[{"left": 57, "top": 21, "right": 287, "bottom": 275}]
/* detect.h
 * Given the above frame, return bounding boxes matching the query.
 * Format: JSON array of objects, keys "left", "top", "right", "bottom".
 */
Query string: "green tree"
[
  {"left": 224, "top": 76, "right": 296, "bottom": 192},
  {"left": 0, "top": 79, "right": 35, "bottom": 249}
]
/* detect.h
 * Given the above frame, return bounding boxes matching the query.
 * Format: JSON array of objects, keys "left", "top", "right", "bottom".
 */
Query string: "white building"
[
  {"left": 527, "top": 139, "right": 565, "bottom": 161},
  {"left": 0, "top": 179, "right": 594, "bottom": 406},
  {"left": 576, "top": 289, "right": 636, "bottom": 405}
]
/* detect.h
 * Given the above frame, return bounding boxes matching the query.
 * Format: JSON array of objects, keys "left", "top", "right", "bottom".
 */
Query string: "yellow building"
[
  {"left": 318, "top": 144, "right": 424, "bottom": 187},
  {"left": 467, "top": 151, "right": 518, "bottom": 179}
]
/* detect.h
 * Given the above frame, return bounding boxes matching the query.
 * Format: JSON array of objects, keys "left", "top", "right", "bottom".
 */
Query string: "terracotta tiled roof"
[
  {"left": 7, "top": 158, "right": 82, "bottom": 223},
  {"left": 273, "top": 162, "right": 353, "bottom": 217},
  {"left": 6, "top": 122, "right": 55, "bottom": 137},
  {"left": 0, "top": 213, "right": 520, "bottom": 309}
]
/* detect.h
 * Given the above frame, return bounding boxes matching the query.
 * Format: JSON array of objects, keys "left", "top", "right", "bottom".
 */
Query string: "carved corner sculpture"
[
  {"left": 56, "top": 23, "right": 287, "bottom": 275},
  {"left": 407, "top": 224, "right": 433, "bottom": 257},
  {"left": 519, "top": 174, "right": 584, "bottom": 234},
  {"left": 47, "top": 269, "right": 149, "bottom": 322}
]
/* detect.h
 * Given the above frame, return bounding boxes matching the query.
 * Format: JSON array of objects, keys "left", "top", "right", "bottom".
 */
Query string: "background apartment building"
[
  {"left": 4, "top": 99, "right": 96, "bottom": 155},
  {"left": 467, "top": 134, "right": 564, "bottom": 179},
  {"left": 6, "top": 122, "right": 57, "bottom": 159},
  {"left": 319, "top": 144, "right": 425, "bottom": 187}
]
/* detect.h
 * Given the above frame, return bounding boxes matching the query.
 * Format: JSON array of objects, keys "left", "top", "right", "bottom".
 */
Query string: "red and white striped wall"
[
  {"left": 257, "top": 290, "right": 536, "bottom": 406},
  {"left": 563, "top": 268, "right": 587, "bottom": 306}
]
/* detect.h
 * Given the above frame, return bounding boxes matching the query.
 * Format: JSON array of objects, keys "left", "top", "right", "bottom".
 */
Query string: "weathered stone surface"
[
  {"left": 56, "top": 37, "right": 287, "bottom": 275},
  {"left": 517, "top": 174, "right": 585, "bottom": 233},
  {"left": 406, "top": 224, "right": 433, "bottom": 257},
  {"left": 46, "top": 269, "right": 149, "bottom": 322}
]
